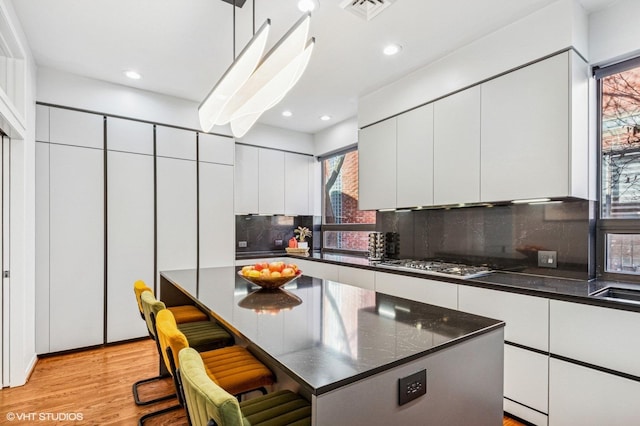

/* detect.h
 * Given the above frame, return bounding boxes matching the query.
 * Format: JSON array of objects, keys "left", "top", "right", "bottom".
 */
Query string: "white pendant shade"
[
  {"left": 199, "top": 12, "right": 315, "bottom": 138},
  {"left": 198, "top": 19, "right": 271, "bottom": 133},
  {"left": 230, "top": 38, "right": 315, "bottom": 137}
]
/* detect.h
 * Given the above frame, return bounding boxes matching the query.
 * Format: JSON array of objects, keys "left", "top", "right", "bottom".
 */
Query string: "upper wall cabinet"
[
  {"left": 434, "top": 86, "right": 481, "bottom": 205},
  {"left": 107, "top": 117, "right": 154, "bottom": 155},
  {"left": 199, "top": 133, "right": 234, "bottom": 165},
  {"left": 285, "top": 152, "right": 310, "bottom": 216},
  {"left": 358, "top": 118, "right": 397, "bottom": 211},
  {"left": 481, "top": 51, "right": 588, "bottom": 202},
  {"left": 357, "top": 50, "right": 590, "bottom": 210},
  {"left": 258, "top": 149, "right": 285, "bottom": 215},
  {"left": 156, "top": 125, "right": 196, "bottom": 160},
  {"left": 397, "top": 104, "right": 434, "bottom": 208},
  {"left": 359, "top": 103, "right": 434, "bottom": 211},
  {"left": 235, "top": 144, "right": 313, "bottom": 215},
  {"left": 37, "top": 106, "right": 104, "bottom": 149}
]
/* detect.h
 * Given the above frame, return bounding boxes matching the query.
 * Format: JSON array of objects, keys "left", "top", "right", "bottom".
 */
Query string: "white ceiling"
[{"left": 11, "top": 0, "right": 618, "bottom": 135}]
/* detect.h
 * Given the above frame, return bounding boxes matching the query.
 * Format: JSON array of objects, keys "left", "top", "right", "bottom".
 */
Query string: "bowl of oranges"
[{"left": 239, "top": 261, "right": 302, "bottom": 289}]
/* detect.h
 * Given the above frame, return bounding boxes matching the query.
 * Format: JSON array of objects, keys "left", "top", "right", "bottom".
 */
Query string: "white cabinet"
[
  {"left": 434, "top": 86, "right": 481, "bottom": 205},
  {"left": 199, "top": 132, "right": 235, "bottom": 268},
  {"left": 107, "top": 117, "right": 154, "bottom": 155},
  {"left": 337, "top": 266, "right": 375, "bottom": 290},
  {"left": 156, "top": 126, "right": 198, "bottom": 287},
  {"left": 199, "top": 162, "right": 235, "bottom": 268},
  {"left": 106, "top": 150, "right": 154, "bottom": 342},
  {"left": 549, "top": 358, "right": 640, "bottom": 425},
  {"left": 284, "top": 152, "right": 310, "bottom": 216},
  {"left": 481, "top": 51, "right": 588, "bottom": 202},
  {"left": 375, "top": 272, "right": 457, "bottom": 310},
  {"left": 294, "top": 259, "right": 339, "bottom": 282},
  {"left": 397, "top": 104, "right": 433, "bottom": 208},
  {"left": 504, "top": 345, "right": 548, "bottom": 416},
  {"left": 105, "top": 117, "right": 154, "bottom": 343},
  {"left": 199, "top": 132, "right": 234, "bottom": 165},
  {"left": 235, "top": 144, "right": 259, "bottom": 214},
  {"left": 358, "top": 118, "right": 397, "bottom": 210},
  {"left": 156, "top": 125, "right": 196, "bottom": 160},
  {"left": 49, "top": 107, "right": 104, "bottom": 149},
  {"left": 235, "top": 144, "right": 311, "bottom": 215},
  {"left": 258, "top": 149, "right": 285, "bottom": 215},
  {"left": 458, "top": 285, "right": 548, "bottom": 351},
  {"left": 308, "top": 158, "right": 321, "bottom": 216},
  {"left": 49, "top": 143, "right": 104, "bottom": 352},
  {"left": 35, "top": 142, "right": 50, "bottom": 354},
  {"left": 550, "top": 300, "right": 640, "bottom": 377},
  {"left": 156, "top": 156, "right": 197, "bottom": 287},
  {"left": 35, "top": 106, "right": 106, "bottom": 353},
  {"left": 36, "top": 104, "right": 49, "bottom": 142}
]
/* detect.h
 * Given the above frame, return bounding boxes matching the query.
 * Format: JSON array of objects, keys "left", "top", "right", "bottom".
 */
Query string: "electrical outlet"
[
  {"left": 538, "top": 250, "right": 557, "bottom": 268},
  {"left": 238, "top": 241, "right": 247, "bottom": 248},
  {"left": 398, "top": 369, "right": 426, "bottom": 406},
  {"left": 274, "top": 239, "right": 283, "bottom": 247}
]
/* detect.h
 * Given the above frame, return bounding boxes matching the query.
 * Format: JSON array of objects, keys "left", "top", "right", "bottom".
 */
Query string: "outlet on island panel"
[{"left": 398, "top": 369, "right": 427, "bottom": 406}]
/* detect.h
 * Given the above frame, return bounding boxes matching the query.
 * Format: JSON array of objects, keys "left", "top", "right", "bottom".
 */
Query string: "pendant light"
[{"left": 198, "top": 0, "right": 315, "bottom": 137}]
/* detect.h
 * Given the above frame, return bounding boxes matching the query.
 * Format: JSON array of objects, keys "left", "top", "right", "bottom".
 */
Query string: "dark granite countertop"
[
  {"left": 161, "top": 267, "right": 504, "bottom": 395},
  {"left": 275, "top": 252, "right": 640, "bottom": 313}
]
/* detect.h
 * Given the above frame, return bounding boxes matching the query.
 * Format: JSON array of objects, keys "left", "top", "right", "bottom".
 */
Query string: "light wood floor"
[{"left": 0, "top": 339, "right": 527, "bottom": 425}]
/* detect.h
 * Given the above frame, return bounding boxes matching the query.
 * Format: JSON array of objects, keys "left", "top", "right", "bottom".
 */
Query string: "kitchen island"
[{"left": 160, "top": 267, "right": 505, "bottom": 425}]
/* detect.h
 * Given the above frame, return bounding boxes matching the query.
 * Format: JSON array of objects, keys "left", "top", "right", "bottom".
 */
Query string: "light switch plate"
[{"left": 538, "top": 250, "right": 557, "bottom": 268}]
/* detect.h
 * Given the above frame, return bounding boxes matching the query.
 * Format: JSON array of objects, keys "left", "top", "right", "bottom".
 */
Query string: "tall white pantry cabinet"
[{"left": 35, "top": 105, "right": 235, "bottom": 353}]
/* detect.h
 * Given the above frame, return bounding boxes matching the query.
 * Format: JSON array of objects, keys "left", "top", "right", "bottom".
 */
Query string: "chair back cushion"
[
  {"left": 133, "top": 280, "right": 153, "bottom": 314},
  {"left": 140, "top": 291, "right": 167, "bottom": 338},
  {"left": 156, "top": 309, "right": 189, "bottom": 376},
  {"left": 178, "top": 347, "right": 245, "bottom": 426}
]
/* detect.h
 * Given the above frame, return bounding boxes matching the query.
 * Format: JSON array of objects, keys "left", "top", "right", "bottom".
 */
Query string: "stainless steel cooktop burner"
[{"left": 376, "top": 259, "right": 492, "bottom": 279}]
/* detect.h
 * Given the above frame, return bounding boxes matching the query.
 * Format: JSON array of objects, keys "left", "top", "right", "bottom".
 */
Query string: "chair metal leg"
[
  {"left": 138, "top": 403, "right": 183, "bottom": 426},
  {"left": 132, "top": 373, "right": 176, "bottom": 406}
]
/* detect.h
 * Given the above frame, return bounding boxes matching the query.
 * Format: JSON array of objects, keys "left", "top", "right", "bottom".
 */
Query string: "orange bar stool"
[
  {"left": 139, "top": 309, "right": 274, "bottom": 425},
  {"left": 132, "top": 282, "right": 233, "bottom": 406},
  {"left": 178, "top": 347, "right": 311, "bottom": 426}
]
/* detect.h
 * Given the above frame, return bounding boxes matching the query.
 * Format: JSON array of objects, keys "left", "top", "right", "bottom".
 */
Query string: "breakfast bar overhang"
[{"left": 160, "top": 267, "right": 505, "bottom": 425}]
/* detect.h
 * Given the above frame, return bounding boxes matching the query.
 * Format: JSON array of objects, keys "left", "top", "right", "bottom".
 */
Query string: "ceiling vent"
[{"left": 340, "top": 0, "right": 396, "bottom": 21}]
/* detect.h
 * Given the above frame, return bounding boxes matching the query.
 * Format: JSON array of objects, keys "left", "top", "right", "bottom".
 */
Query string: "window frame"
[
  {"left": 596, "top": 56, "right": 640, "bottom": 282},
  {"left": 319, "top": 145, "right": 376, "bottom": 255}
]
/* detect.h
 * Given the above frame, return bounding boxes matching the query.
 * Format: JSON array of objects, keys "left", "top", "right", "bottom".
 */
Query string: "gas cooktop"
[{"left": 376, "top": 259, "right": 492, "bottom": 280}]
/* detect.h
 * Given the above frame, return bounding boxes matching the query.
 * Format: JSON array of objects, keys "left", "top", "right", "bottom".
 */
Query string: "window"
[
  {"left": 321, "top": 147, "right": 376, "bottom": 253},
  {"left": 597, "top": 57, "right": 640, "bottom": 277}
]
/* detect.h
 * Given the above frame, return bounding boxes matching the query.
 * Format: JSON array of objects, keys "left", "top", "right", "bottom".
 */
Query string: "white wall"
[
  {"left": 37, "top": 67, "right": 313, "bottom": 154},
  {"left": 313, "top": 116, "right": 358, "bottom": 157},
  {"left": 358, "top": 0, "right": 589, "bottom": 128},
  {"left": 589, "top": 0, "right": 640, "bottom": 65},
  {"left": 237, "top": 122, "right": 314, "bottom": 155},
  {"left": 37, "top": 67, "right": 209, "bottom": 132},
  {"left": 1, "top": 0, "right": 37, "bottom": 387}
]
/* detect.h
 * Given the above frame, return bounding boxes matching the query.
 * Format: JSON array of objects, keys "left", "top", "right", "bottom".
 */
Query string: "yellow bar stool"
[
  {"left": 139, "top": 309, "right": 274, "bottom": 425},
  {"left": 134, "top": 280, "right": 208, "bottom": 324},
  {"left": 133, "top": 282, "right": 233, "bottom": 406},
  {"left": 178, "top": 347, "right": 311, "bottom": 426}
]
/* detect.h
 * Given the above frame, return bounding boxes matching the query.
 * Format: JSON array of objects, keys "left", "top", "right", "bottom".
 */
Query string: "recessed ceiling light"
[
  {"left": 282, "top": 110, "right": 293, "bottom": 117},
  {"left": 320, "top": 115, "right": 331, "bottom": 121},
  {"left": 383, "top": 44, "right": 402, "bottom": 56},
  {"left": 298, "top": 0, "right": 319, "bottom": 12},
  {"left": 124, "top": 70, "right": 142, "bottom": 80}
]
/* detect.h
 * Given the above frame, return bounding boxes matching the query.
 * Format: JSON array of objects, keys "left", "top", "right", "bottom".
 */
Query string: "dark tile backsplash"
[
  {"left": 236, "top": 215, "right": 320, "bottom": 255},
  {"left": 377, "top": 200, "right": 596, "bottom": 280}
]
